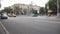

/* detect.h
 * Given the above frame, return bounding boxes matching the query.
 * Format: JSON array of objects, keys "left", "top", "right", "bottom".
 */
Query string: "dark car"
[
  {"left": 1, "top": 14, "right": 8, "bottom": 19},
  {"left": 0, "top": 14, "right": 1, "bottom": 18},
  {"left": 32, "top": 14, "right": 38, "bottom": 17}
]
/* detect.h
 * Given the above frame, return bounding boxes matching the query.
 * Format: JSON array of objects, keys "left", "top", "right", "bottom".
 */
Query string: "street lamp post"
[
  {"left": 57, "top": 0, "right": 60, "bottom": 16},
  {"left": 0, "top": 0, "right": 1, "bottom": 8},
  {"left": 30, "top": 1, "right": 33, "bottom": 13},
  {"left": 28, "top": 1, "right": 33, "bottom": 16}
]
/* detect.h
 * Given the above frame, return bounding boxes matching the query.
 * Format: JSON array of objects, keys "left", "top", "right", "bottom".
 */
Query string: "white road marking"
[{"left": 0, "top": 22, "right": 9, "bottom": 34}]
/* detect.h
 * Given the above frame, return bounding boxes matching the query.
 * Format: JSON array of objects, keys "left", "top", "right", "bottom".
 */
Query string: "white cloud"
[{"left": 0, "top": 0, "right": 49, "bottom": 10}]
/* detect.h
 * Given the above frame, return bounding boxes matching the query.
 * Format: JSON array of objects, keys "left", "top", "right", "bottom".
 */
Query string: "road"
[{"left": 0, "top": 16, "right": 60, "bottom": 34}]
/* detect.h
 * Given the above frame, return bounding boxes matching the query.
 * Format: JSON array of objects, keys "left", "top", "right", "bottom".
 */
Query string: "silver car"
[{"left": 1, "top": 14, "right": 8, "bottom": 19}]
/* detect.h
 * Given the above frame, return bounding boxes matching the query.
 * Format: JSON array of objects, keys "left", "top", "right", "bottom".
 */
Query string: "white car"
[{"left": 1, "top": 14, "right": 8, "bottom": 19}]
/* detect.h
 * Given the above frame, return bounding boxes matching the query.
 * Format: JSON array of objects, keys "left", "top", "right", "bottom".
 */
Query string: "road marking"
[{"left": 0, "top": 22, "right": 9, "bottom": 34}]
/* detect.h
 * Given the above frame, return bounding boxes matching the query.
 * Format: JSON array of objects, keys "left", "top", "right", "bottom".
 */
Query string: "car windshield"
[{"left": 3, "top": 14, "right": 7, "bottom": 16}]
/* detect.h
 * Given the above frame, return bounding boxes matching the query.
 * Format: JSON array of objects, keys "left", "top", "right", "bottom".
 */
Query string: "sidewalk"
[
  {"left": 36, "top": 16, "right": 60, "bottom": 22},
  {"left": 0, "top": 21, "right": 9, "bottom": 34},
  {"left": 0, "top": 22, "right": 5, "bottom": 34},
  {"left": 16, "top": 15, "right": 60, "bottom": 20}
]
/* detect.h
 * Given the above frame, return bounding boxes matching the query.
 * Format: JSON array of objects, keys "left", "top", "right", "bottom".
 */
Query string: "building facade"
[{"left": 11, "top": 3, "right": 40, "bottom": 15}]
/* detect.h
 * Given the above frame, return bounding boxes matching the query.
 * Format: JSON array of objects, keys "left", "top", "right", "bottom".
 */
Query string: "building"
[{"left": 11, "top": 3, "right": 40, "bottom": 15}]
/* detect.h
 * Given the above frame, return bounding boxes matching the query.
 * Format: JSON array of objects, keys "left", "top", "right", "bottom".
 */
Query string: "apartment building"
[{"left": 11, "top": 3, "right": 40, "bottom": 15}]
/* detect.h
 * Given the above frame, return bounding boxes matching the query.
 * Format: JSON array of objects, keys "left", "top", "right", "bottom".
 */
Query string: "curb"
[{"left": 0, "top": 21, "right": 9, "bottom": 34}]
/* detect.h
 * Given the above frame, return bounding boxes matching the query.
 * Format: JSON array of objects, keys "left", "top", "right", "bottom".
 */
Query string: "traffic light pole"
[{"left": 57, "top": 0, "right": 60, "bottom": 16}]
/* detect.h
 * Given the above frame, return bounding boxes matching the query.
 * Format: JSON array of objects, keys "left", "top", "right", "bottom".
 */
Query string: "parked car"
[
  {"left": 1, "top": 14, "right": 8, "bottom": 19},
  {"left": 0, "top": 14, "right": 1, "bottom": 19},
  {"left": 8, "top": 13, "right": 16, "bottom": 17}
]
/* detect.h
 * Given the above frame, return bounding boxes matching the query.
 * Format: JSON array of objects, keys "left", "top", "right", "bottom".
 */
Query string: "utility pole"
[
  {"left": 57, "top": 0, "right": 60, "bottom": 16},
  {"left": 30, "top": 1, "right": 33, "bottom": 13},
  {"left": 28, "top": 1, "right": 33, "bottom": 16},
  {"left": 47, "top": 3, "right": 49, "bottom": 15}
]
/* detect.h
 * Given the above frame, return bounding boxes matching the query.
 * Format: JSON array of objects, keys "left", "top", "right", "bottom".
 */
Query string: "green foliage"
[
  {"left": 13, "top": 5, "right": 22, "bottom": 15},
  {"left": 39, "top": 7, "right": 45, "bottom": 15},
  {"left": 3, "top": 7, "right": 13, "bottom": 13},
  {"left": 45, "top": 0, "right": 60, "bottom": 15},
  {"left": 13, "top": 5, "right": 22, "bottom": 11},
  {"left": 0, "top": 7, "right": 13, "bottom": 14},
  {"left": 0, "top": 10, "right": 5, "bottom": 14}
]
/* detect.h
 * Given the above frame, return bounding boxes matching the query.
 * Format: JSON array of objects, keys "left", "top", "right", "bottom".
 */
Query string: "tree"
[
  {"left": 32, "top": 8, "right": 38, "bottom": 14},
  {"left": 3, "top": 7, "right": 13, "bottom": 13},
  {"left": 23, "top": 9, "right": 27, "bottom": 15},
  {"left": 45, "top": 0, "right": 60, "bottom": 15},
  {"left": 0, "top": 10, "right": 6, "bottom": 14},
  {"left": 39, "top": 7, "right": 45, "bottom": 15},
  {"left": 13, "top": 4, "right": 22, "bottom": 15},
  {"left": 45, "top": 4, "right": 48, "bottom": 15}
]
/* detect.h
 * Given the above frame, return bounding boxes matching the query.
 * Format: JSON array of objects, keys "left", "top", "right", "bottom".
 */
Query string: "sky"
[{"left": 0, "top": 0, "right": 49, "bottom": 10}]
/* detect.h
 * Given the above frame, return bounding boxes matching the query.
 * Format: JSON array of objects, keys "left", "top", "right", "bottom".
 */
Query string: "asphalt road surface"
[{"left": 0, "top": 16, "right": 60, "bottom": 34}]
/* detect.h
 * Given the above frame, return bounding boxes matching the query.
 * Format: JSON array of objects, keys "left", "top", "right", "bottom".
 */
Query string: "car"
[
  {"left": 0, "top": 14, "right": 1, "bottom": 19},
  {"left": 32, "top": 14, "right": 38, "bottom": 17},
  {"left": 1, "top": 14, "right": 8, "bottom": 19},
  {"left": 8, "top": 13, "right": 16, "bottom": 17}
]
